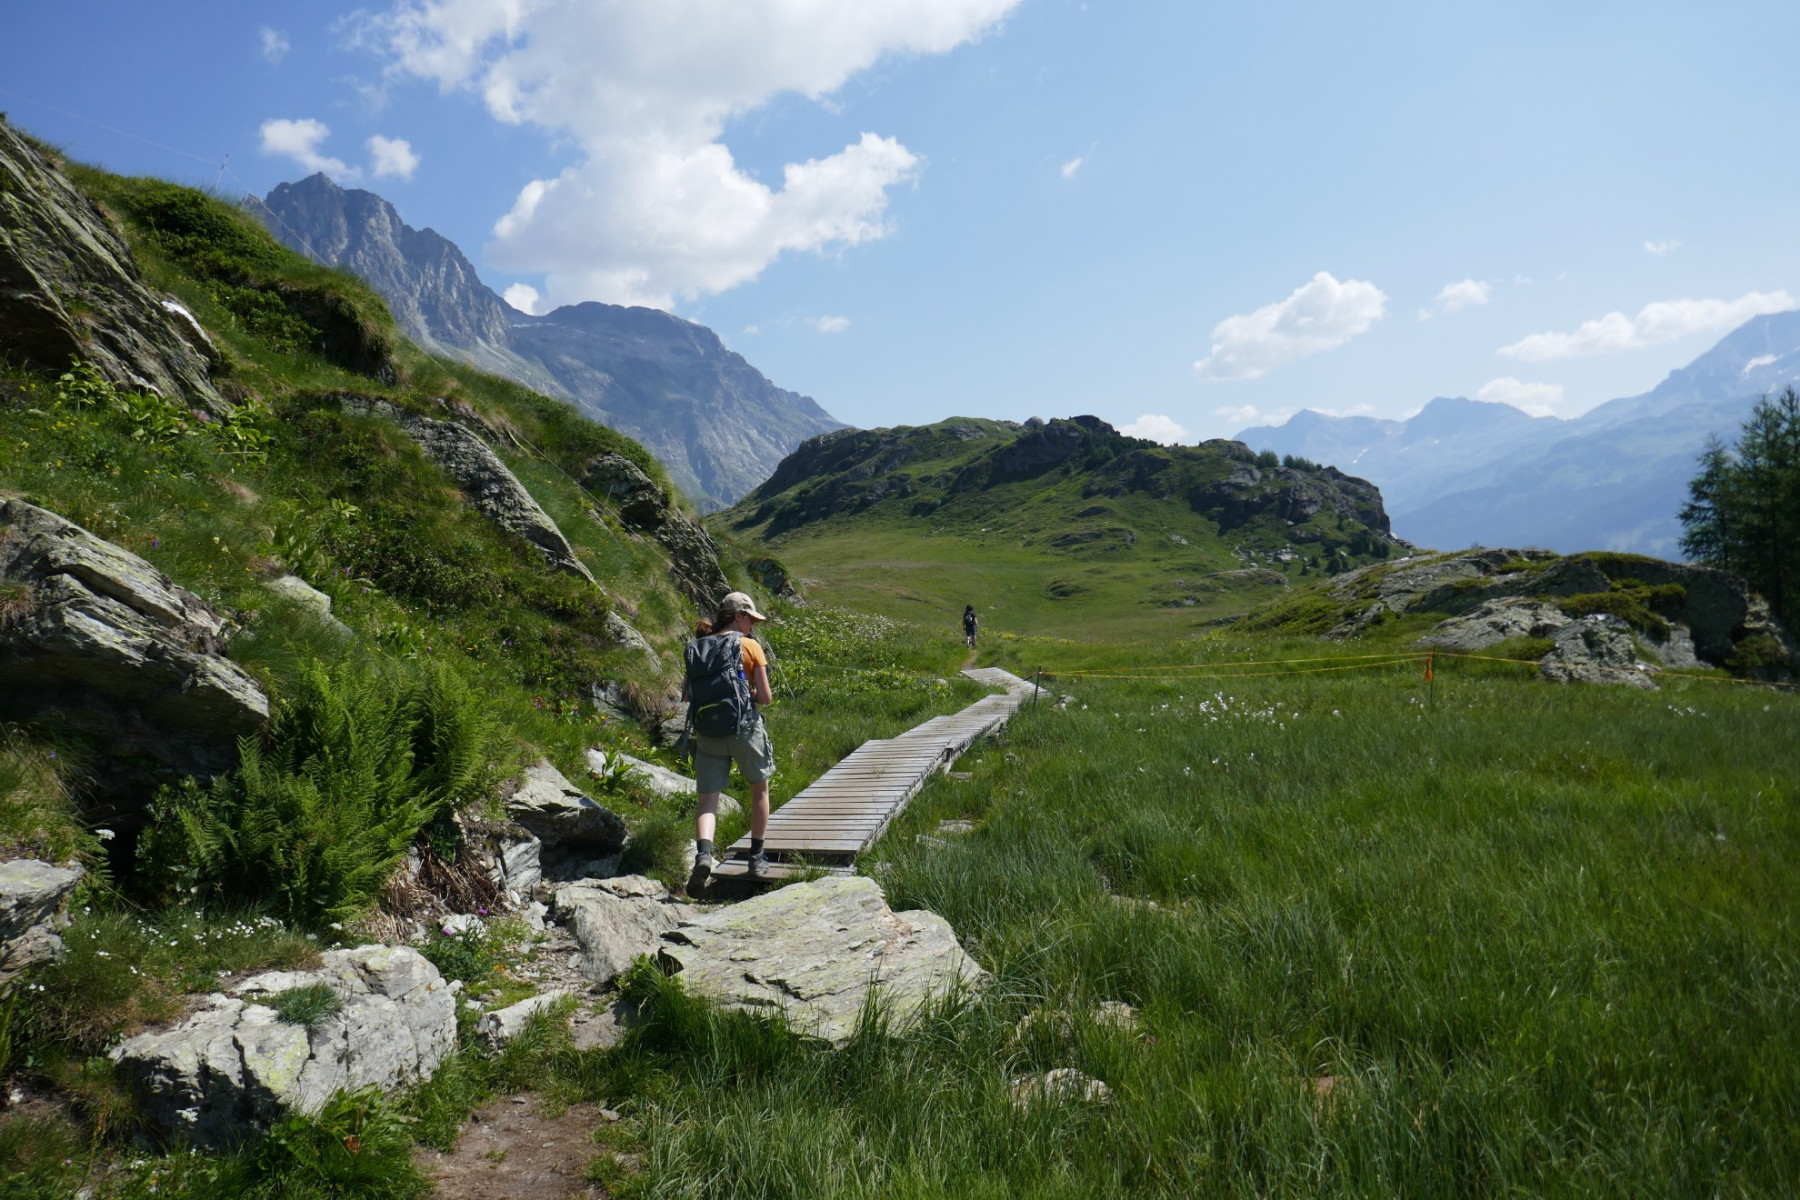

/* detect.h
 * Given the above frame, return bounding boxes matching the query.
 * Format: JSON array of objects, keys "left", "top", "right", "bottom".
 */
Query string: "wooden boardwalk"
[{"left": 717, "top": 667, "right": 1042, "bottom": 874}]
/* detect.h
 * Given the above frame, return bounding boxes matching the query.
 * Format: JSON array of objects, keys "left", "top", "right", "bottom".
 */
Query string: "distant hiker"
[
  {"left": 963, "top": 604, "right": 979, "bottom": 648},
  {"left": 683, "top": 591, "right": 775, "bottom": 886}
]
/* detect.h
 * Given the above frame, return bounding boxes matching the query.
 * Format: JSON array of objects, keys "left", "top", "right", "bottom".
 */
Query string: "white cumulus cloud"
[
  {"left": 259, "top": 118, "right": 357, "bottom": 179},
  {"left": 1060, "top": 156, "right": 1084, "bottom": 180},
  {"left": 367, "top": 134, "right": 421, "bottom": 179},
  {"left": 260, "top": 28, "right": 290, "bottom": 64},
  {"left": 1475, "top": 377, "right": 1564, "bottom": 417},
  {"left": 1644, "top": 239, "right": 1681, "bottom": 256},
  {"left": 1418, "top": 277, "right": 1490, "bottom": 320},
  {"left": 1193, "top": 272, "right": 1388, "bottom": 381},
  {"left": 502, "top": 283, "right": 541, "bottom": 314},
  {"left": 1119, "top": 414, "right": 1187, "bottom": 444},
  {"left": 1215, "top": 404, "right": 1293, "bottom": 429},
  {"left": 357, "top": 0, "right": 1022, "bottom": 309},
  {"left": 1498, "top": 290, "right": 1798, "bottom": 361},
  {"left": 811, "top": 315, "right": 852, "bottom": 334}
]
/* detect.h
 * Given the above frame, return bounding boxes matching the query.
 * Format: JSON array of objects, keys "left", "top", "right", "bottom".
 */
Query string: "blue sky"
[{"left": 6, "top": 1, "right": 1798, "bottom": 441}]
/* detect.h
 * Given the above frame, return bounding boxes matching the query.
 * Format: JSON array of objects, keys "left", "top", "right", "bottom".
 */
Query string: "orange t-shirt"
[{"left": 739, "top": 635, "right": 767, "bottom": 673}]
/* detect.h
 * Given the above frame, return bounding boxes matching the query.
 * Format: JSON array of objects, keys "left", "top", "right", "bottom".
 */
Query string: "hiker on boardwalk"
[
  {"left": 963, "top": 604, "right": 979, "bottom": 649},
  {"left": 684, "top": 591, "right": 774, "bottom": 885}
]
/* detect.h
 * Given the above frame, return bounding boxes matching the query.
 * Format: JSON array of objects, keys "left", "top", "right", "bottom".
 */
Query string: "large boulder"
[
  {"left": 553, "top": 875, "right": 698, "bottom": 985},
  {"left": 506, "top": 761, "right": 628, "bottom": 856},
  {"left": 0, "top": 858, "right": 82, "bottom": 985},
  {"left": 0, "top": 119, "right": 226, "bottom": 413},
  {"left": 111, "top": 945, "right": 456, "bottom": 1150},
  {"left": 1538, "top": 614, "right": 1658, "bottom": 689},
  {"left": 583, "top": 454, "right": 731, "bottom": 611},
  {"left": 657, "top": 876, "right": 987, "bottom": 1046},
  {"left": 0, "top": 500, "right": 269, "bottom": 814},
  {"left": 1415, "top": 598, "right": 1571, "bottom": 652}
]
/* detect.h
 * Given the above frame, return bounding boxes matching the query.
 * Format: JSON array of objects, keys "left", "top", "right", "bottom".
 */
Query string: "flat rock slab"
[
  {"left": 508, "top": 761, "right": 628, "bottom": 854},
  {"left": 553, "top": 875, "right": 698, "bottom": 985},
  {"left": 112, "top": 944, "right": 455, "bottom": 1150},
  {"left": 658, "top": 875, "right": 986, "bottom": 1046}
]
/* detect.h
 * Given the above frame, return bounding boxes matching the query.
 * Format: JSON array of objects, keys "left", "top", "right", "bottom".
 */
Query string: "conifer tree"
[{"left": 1680, "top": 386, "right": 1800, "bottom": 624}]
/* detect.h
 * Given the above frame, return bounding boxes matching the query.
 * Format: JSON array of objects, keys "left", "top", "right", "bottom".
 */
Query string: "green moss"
[{"left": 1556, "top": 591, "right": 1671, "bottom": 639}]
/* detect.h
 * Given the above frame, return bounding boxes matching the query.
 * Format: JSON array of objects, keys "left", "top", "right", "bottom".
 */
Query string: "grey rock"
[
  {"left": 590, "top": 748, "right": 737, "bottom": 816},
  {"left": 112, "top": 945, "right": 455, "bottom": 1150},
  {"left": 264, "top": 574, "right": 351, "bottom": 635},
  {"left": 356, "top": 399, "right": 594, "bottom": 584},
  {"left": 1415, "top": 598, "right": 1571, "bottom": 652},
  {"left": 747, "top": 556, "right": 801, "bottom": 601},
  {"left": 553, "top": 875, "right": 697, "bottom": 985},
  {"left": 570, "top": 995, "right": 640, "bottom": 1051},
  {"left": 0, "top": 119, "right": 226, "bottom": 413},
  {"left": 1010, "top": 1068, "right": 1113, "bottom": 1107},
  {"left": 1641, "top": 622, "right": 1702, "bottom": 670},
  {"left": 583, "top": 454, "right": 731, "bottom": 610},
  {"left": 0, "top": 500, "right": 269, "bottom": 813},
  {"left": 477, "top": 989, "right": 573, "bottom": 1045},
  {"left": 0, "top": 858, "right": 82, "bottom": 985},
  {"left": 1539, "top": 614, "right": 1658, "bottom": 689},
  {"left": 603, "top": 610, "right": 658, "bottom": 659},
  {"left": 657, "top": 876, "right": 988, "bottom": 1046},
  {"left": 506, "top": 761, "right": 628, "bottom": 854}
]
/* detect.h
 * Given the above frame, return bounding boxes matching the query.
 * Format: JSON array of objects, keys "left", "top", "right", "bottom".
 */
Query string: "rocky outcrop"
[
  {"left": 657, "top": 876, "right": 987, "bottom": 1046},
  {"left": 583, "top": 453, "right": 730, "bottom": 610},
  {"left": 1416, "top": 598, "right": 1571, "bottom": 652},
  {"left": 1538, "top": 614, "right": 1658, "bottom": 689},
  {"left": 0, "top": 119, "right": 226, "bottom": 413},
  {"left": 0, "top": 858, "right": 82, "bottom": 985},
  {"left": 747, "top": 556, "right": 801, "bottom": 602},
  {"left": 0, "top": 500, "right": 269, "bottom": 813},
  {"left": 263, "top": 574, "right": 351, "bottom": 636},
  {"left": 112, "top": 945, "right": 456, "bottom": 1150},
  {"left": 554, "top": 875, "right": 697, "bottom": 985},
  {"left": 340, "top": 397, "right": 593, "bottom": 583},
  {"left": 505, "top": 761, "right": 629, "bottom": 860}
]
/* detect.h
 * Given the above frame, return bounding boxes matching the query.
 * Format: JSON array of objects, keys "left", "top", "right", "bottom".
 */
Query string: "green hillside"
[{"left": 717, "top": 415, "right": 1402, "bottom": 639}]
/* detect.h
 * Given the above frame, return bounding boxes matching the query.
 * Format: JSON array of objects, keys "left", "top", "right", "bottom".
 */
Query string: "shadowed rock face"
[
  {"left": 0, "top": 500, "right": 268, "bottom": 819},
  {"left": 0, "top": 119, "right": 224, "bottom": 412},
  {"left": 582, "top": 453, "right": 730, "bottom": 610}
]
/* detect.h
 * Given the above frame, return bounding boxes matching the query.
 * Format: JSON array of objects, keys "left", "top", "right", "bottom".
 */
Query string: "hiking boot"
[
  {"left": 746, "top": 848, "right": 770, "bottom": 879},
  {"left": 688, "top": 849, "right": 714, "bottom": 891}
]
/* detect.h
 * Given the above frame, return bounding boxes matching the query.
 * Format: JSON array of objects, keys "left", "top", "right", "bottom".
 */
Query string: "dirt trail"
[{"left": 416, "top": 1096, "right": 609, "bottom": 1199}]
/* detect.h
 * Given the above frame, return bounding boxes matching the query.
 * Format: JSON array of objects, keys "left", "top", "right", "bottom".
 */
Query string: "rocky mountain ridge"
[
  {"left": 258, "top": 173, "right": 845, "bottom": 509},
  {"left": 1238, "top": 310, "right": 1800, "bottom": 555}
]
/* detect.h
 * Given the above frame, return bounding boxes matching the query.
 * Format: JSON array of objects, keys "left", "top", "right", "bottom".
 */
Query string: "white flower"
[{"left": 95, "top": 828, "right": 116, "bottom": 842}]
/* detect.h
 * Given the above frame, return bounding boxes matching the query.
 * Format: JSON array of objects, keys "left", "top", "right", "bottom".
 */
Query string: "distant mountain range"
[
  {"left": 1236, "top": 311, "right": 1800, "bottom": 556},
  {"left": 255, "top": 174, "right": 844, "bottom": 509}
]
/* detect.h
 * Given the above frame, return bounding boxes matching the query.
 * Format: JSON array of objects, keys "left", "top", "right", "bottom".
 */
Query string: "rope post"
[
  {"left": 1425, "top": 652, "right": 1435, "bottom": 704},
  {"left": 1033, "top": 666, "right": 1042, "bottom": 707}
]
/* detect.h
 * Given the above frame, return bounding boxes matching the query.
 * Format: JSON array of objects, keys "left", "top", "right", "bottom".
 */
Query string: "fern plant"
[{"left": 138, "top": 657, "right": 498, "bottom": 928}]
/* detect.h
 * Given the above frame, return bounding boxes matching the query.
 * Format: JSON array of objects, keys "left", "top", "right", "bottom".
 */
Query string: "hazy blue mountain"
[
  {"left": 1237, "top": 310, "right": 1800, "bottom": 555},
  {"left": 257, "top": 175, "right": 844, "bottom": 509}
]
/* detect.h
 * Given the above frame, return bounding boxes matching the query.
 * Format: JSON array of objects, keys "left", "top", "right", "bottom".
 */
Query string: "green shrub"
[
  {"left": 1556, "top": 590, "right": 1670, "bottom": 638},
  {"left": 272, "top": 984, "right": 342, "bottom": 1031},
  {"left": 137, "top": 657, "right": 498, "bottom": 928},
  {"left": 1726, "top": 632, "right": 1792, "bottom": 674}
]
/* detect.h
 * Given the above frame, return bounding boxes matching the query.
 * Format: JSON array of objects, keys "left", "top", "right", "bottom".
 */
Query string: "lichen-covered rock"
[
  {"left": 603, "top": 610, "right": 658, "bottom": 660},
  {"left": 583, "top": 453, "right": 731, "bottom": 610},
  {"left": 1415, "top": 598, "right": 1571, "bottom": 652},
  {"left": 658, "top": 876, "right": 987, "bottom": 1046},
  {"left": 341, "top": 396, "right": 592, "bottom": 583},
  {"left": 111, "top": 945, "right": 455, "bottom": 1150},
  {"left": 0, "top": 858, "right": 82, "bottom": 985},
  {"left": 1539, "top": 614, "right": 1658, "bottom": 689},
  {"left": 0, "top": 500, "right": 269, "bottom": 811},
  {"left": 262, "top": 574, "right": 350, "bottom": 635},
  {"left": 0, "top": 119, "right": 226, "bottom": 412},
  {"left": 553, "top": 875, "right": 697, "bottom": 985},
  {"left": 1010, "top": 1068, "right": 1113, "bottom": 1107},
  {"left": 506, "top": 761, "right": 628, "bottom": 854},
  {"left": 477, "top": 989, "right": 573, "bottom": 1045}
]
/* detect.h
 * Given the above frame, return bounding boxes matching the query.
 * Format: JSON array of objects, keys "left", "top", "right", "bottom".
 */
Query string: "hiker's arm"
[{"left": 748, "top": 663, "right": 773, "bottom": 707}]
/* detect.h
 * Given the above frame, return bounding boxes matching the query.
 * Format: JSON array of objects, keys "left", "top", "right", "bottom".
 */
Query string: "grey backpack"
[{"left": 684, "top": 631, "right": 756, "bottom": 738}]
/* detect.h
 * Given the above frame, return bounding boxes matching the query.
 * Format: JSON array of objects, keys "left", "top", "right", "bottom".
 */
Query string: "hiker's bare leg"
[
  {"left": 750, "top": 782, "right": 770, "bottom": 840},
  {"left": 696, "top": 793, "right": 720, "bottom": 844}
]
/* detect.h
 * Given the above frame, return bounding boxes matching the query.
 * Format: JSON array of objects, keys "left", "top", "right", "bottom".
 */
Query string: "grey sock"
[
  {"left": 750, "top": 838, "right": 765, "bottom": 855},
  {"left": 696, "top": 838, "right": 714, "bottom": 856}
]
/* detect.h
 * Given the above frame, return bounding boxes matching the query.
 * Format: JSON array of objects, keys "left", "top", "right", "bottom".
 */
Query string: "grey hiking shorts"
[{"left": 693, "top": 718, "right": 775, "bottom": 793}]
